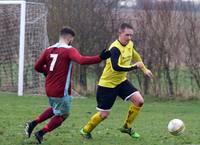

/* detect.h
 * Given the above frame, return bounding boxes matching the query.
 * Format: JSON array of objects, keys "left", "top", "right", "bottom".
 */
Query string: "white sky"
[
  {"left": 182, "top": 0, "right": 200, "bottom": 4},
  {"left": 182, "top": 0, "right": 200, "bottom": 1},
  {"left": 119, "top": 0, "right": 200, "bottom": 7},
  {"left": 157, "top": 0, "right": 200, "bottom": 1}
]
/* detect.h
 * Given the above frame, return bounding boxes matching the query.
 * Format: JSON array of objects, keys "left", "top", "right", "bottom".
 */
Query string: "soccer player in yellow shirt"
[{"left": 80, "top": 23, "right": 153, "bottom": 139}]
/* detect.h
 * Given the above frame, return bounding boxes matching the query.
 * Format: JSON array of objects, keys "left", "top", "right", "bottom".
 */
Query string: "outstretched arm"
[
  {"left": 68, "top": 48, "right": 110, "bottom": 65},
  {"left": 68, "top": 48, "right": 101, "bottom": 64}
]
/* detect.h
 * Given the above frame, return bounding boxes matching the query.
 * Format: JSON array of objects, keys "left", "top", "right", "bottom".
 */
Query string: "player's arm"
[
  {"left": 132, "top": 49, "right": 148, "bottom": 71},
  {"left": 34, "top": 50, "right": 47, "bottom": 74},
  {"left": 132, "top": 49, "right": 153, "bottom": 78},
  {"left": 68, "top": 48, "right": 109, "bottom": 65},
  {"left": 110, "top": 47, "right": 137, "bottom": 72}
]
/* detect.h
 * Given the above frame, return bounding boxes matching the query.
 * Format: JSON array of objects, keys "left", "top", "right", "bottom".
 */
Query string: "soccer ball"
[{"left": 167, "top": 119, "right": 185, "bottom": 136}]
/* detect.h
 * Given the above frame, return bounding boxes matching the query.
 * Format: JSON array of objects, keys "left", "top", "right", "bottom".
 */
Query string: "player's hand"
[
  {"left": 135, "top": 61, "right": 144, "bottom": 68},
  {"left": 131, "top": 62, "right": 144, "bottom": 70},
  {"left": 144, "top": 69, "right": 153, "bottom": 78},
  {"left": 99, "top": 49, "right": 111, "bottom": 60}
]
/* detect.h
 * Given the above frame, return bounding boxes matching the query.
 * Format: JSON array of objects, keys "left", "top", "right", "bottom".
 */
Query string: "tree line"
[
  {"left": 1, "top": 0, "right": 199, "bottom": 99},
  {"left": 41, "top": 0, "right": 200, "bottom": 99}
]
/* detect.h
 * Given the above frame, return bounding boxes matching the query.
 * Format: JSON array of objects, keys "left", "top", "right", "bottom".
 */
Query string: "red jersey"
[{"left": 34, "top": 42, "right": 101, "bottom": 98}]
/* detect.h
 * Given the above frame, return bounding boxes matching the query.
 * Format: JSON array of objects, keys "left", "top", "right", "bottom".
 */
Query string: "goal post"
[
  {"left": 18, "top": 1, "right": 26, "bottom": 96},
  {"left": 0, "top": 1, "right": 48, "bottom": 96},
  {"left": 0, "top": 0, "right": 26, "bottom": 96}
]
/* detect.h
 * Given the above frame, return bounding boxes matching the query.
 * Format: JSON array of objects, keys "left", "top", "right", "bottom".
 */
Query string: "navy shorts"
[{"left": 96, "top": 80, "right": 138, "bottom": 111}]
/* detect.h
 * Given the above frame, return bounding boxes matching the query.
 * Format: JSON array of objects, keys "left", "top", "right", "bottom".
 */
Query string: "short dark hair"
[
  {"left": 60, "top": 27, "right": 75, "bottom": 37},
  {"left": 119, "top": 23, "right": 133, "bottom": 32}
]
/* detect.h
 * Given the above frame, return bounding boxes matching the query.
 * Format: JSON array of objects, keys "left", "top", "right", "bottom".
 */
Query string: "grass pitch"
[{"left": 0, "top": 92, "right": 200, "bottom": 145}]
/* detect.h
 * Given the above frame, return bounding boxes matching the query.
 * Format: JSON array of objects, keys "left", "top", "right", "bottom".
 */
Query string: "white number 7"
[{"left": 50, "top": 54, "right": 58, "bottom": 71}]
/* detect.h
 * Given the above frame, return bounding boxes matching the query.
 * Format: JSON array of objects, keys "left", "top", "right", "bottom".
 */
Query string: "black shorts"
[{"left": 96, "top": 80, "right": 138, "bottom": 111}]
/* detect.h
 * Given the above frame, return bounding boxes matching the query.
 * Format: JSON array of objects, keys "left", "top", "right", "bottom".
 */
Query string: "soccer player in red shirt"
[{"left": 25, "top": 27, "right": 110, "bottom": 144}]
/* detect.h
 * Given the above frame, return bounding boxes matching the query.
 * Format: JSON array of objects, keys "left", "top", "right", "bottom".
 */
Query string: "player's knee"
[
  {"left": 136, "top": 96, "right": 144, "bottom": 107},
  {"left": 138, "top": 99, "right": 144, "bottom": 107},
  {"left": 132, "top": 95, "right": 144, "bottom": 107},
  {"left": 130, "top": 92, "right": 144, "bottom": 107},
  {"left": 100, "top": 111, "right": 109, "bottom": 119}
]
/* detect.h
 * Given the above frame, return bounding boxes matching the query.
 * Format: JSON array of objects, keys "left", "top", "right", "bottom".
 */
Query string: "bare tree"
[
  {"left": 183, "top": 3, "right": 200, "bottom": 90},
  {"left": 130, "top": 0, "right": 184, "bottom": 97},
  {"left": 38, "top": 0, "right": 200, "bottom": 98},
  {"left": 43, "top": 0, "right": 120, "bottom": 94}
]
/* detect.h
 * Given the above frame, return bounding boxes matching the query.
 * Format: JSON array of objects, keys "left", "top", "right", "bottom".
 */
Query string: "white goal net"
[{"left": 0, "top": 1, "right": 48, "bottom": 95}]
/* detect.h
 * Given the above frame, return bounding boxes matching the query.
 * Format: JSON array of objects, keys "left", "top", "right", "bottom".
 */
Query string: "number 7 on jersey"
[{"left": 50, "top": 54, "right": 58, "bottom": 71}]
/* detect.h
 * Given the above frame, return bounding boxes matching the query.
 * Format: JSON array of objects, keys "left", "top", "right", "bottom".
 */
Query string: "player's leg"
[
  {"left": 80, "top": 86, "right": 117, "bottom": 139},
  {"left": 80, "top": 111, "right": 109, "bottom": 139},
  {"left": 25, "top": 107, "right": 54, "bottom": 138},
  {"left": 35, "top": 113, "right": 69, "bottom": 144},
  {"left": 118, "top": 80, "right": 143, "bottom": 138},
  {"left": 123, "top": 92, "right": 144, "bottom": 129},
  {"left": 120, "top": 93, "right": 143, "bottom": 138},
  {"left": 34, "top": 95, "right": 72, "bottom": 144}
]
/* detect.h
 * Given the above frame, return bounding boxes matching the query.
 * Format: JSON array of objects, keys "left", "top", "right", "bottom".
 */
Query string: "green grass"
[{"left": 0, "top": 92, "right": 200, "bottom": 145}]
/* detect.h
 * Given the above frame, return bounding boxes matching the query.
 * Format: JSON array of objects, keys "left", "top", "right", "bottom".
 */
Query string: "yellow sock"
[
  {"left": 83, "top": 112, "right": 104, "bottom": 133},
  {"left": 124, "top": 105, "right": 141, "bottom": 128}
]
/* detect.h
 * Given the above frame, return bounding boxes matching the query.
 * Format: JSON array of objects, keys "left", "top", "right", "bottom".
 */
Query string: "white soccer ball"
[{"left": 167, "top": 119, "right": 185, "bottom": 136}]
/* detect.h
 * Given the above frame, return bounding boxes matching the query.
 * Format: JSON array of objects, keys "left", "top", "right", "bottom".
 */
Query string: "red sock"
[
  {"left": 35, "top": 107, "right": 54, "bottom": 124},
  {"left": 42, "top": 116, "right": 65, "bottom": 132}
]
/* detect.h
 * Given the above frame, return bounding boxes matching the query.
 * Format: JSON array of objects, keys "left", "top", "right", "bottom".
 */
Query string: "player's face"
[{"left": 119, "top": 28, "right": 133, "bottom": 45}]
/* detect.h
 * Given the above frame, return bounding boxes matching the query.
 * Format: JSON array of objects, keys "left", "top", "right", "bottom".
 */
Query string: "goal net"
[{"left": 0, "top": 1, "right": 48, "bottom": 95}]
